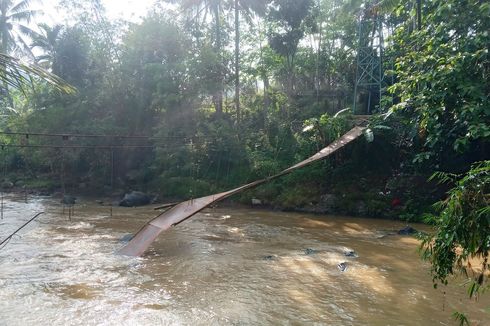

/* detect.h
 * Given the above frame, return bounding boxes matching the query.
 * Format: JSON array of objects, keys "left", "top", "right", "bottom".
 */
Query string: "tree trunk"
[
  {"left": 212, "top": 1, "right": 223, "bottom": 117},
  {"left": 234, "top": 0, "right": 240, "bottom": 126},
  {"left": 1, "top": 32, "right": 13, "bottom": 108},
  {"left": 286, "top": 53, "right": 296, "bottom": 100},
  {"left": 315, "top": 21, "right": 322, "bottom": 103},
  {"left": 417, "top": 0, "right": 422, "bottom": 30},
  {"left": 259, "top": 22, "right": 269, "bottom": 117},
  {"left": 263, "top": 75, "right": 270, "bottom": 112}
]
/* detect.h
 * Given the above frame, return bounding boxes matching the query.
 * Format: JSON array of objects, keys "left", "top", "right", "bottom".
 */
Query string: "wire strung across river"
[
  {"left": 0, "top": 212, "right": 44, "bottom": 250},
  {"left": 0, "top": 131, "right": 221, "bottom": 141}
]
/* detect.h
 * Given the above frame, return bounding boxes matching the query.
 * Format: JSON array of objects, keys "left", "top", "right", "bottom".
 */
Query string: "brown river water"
[{"left": 0, "top": 195, "right": 488, "bottom": 325}]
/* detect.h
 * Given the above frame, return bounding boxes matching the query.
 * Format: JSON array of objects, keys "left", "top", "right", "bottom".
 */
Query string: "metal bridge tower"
[{"left": 353, "top": 2, "right": 385, "bottom": 115}]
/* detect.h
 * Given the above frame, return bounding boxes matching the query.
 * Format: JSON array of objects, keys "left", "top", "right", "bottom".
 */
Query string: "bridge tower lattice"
[{"left": 352, "top": 2, "right": 386, "bottom": 115}]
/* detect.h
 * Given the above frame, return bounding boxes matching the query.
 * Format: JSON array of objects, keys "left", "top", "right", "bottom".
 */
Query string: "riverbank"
[
  {"left": 0, "top": 181, "right": 427, "bottom": 224},
  {"left": 0, "top": 154, "right": 447, "bottom": 223}
]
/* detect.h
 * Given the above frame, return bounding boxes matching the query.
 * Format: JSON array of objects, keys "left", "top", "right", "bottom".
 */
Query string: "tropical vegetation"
[{"left": 0, "top": 0, "right": 488, "bottom": 322}]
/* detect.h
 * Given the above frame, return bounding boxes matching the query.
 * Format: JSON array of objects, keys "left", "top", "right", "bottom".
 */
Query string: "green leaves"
[
  {"left": 301, "top": 112, "right": 352, "bottom": 147},
  {"left": 452, "top": 311, "right": 470, "bottom": 326},
  {"left": 421, "top": 161, "right": 490, "bottom": 297},
  {"left": 387, "top": 0, "right": 490, "bottom": 166}
]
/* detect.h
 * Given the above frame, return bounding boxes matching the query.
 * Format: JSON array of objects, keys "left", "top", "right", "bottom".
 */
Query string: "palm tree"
[
  {"left": 172, "top": 0, "right": 224, "bottom": 116},
  {"left": 232, "top": 0, "right": 267, "bottom": 125},
  {"left": 0, "top": 0, "right": 39, "bottom": 56},
  {"left": 30, "top": 23, "right": 63, "bottom": 68},
  {"left": 0, "top": 0, "right": 40, "bottom": 105},
  {"left": 175, "top": 0, "right": 267, "bottom": 120},
  {"left": 0, "top": 2, "right": 73, "bottom": 111}
]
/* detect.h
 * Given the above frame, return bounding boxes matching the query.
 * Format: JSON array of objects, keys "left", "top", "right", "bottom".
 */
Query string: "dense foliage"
[
  {"left": 388, "top": 0, "right": 489, "bottom": 168},
  {"left": 0, "top": 0, "right": 488, "bottom": 318},
  {"left": 421, "top": 161, "right": 489, "bottom": 325},
  {"left": 423, "top": 161, "right": 489, "bottom": 282},
  {"left": 1, "top": 0, "right": 366, "bottom": 202},
  {"left": 386, "top": 2, "right": 489, "bottom": 319}
]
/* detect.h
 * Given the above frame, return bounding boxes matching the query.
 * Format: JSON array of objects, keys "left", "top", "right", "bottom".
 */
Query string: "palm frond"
[
  {"left": 240, "top": 0, "right": 267, "bottom": 16},
  {"left": 0, "top": 1, "right": 14, "bottom": 14},
  {"left": 31, "top": 23, "right": 62, "bottom": 48},
  {"left": 7, "top": 9, "right": 39, "bottom": 22},
  {"left": 9, "top": 0, "right": 33, "bottom": 14},
  {"left": 376, "top": 0, "right": 403, "bottom": 14},
  {"left": 0, "top": 52, "right": 76, "bottom": 94},
  {"left": 4, "top": 30, "right": 18, "bottom": 53},
  {"left": 49, "top": 24, "right": 63, "bottom": 41},
  {"left": 16, "top": 22, "right": 39, "bottom": 38},
  {"left": 30, "top": 37, "right": 49, "bottom": 48},
  {"left": 14, "top": 32, "right": 34, "bottom": 58},
  {"left": 37, "top": 22, "right": 50, "bottom": 32}
]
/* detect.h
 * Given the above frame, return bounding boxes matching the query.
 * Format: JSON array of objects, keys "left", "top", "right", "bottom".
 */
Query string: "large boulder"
[
  {"left": 1, "top": 181, "right": 14, "bottom": 189},
  {"left": 397, "top": 226, "right": 417, "bottom": 235},
  {"left": 119, "top": 191, "right": 152, "bottom": 207}
]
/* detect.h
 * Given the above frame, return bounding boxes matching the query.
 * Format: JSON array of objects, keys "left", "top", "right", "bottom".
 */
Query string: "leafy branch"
[{"left": 420, "top": 160, "right": 489, "bottom": 292}]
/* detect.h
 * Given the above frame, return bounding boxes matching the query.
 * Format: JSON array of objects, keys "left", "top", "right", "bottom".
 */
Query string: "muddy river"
[{"left": 0, "top": 195, "right": 488, "bottom": 325}]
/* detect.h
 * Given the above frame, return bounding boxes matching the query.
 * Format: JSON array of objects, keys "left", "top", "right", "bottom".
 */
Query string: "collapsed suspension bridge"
[
  {"left": 119, "top": 126, "right": 366, "bottom": 256},
  {"left": 0, "top": 126, "right": 366, "bottom": 256}
]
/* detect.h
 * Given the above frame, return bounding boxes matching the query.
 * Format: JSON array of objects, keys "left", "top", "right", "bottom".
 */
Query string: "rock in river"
[
  {"left": 304, "top": 248, "right": 318, "bottom": 255},
  {"left": 397, "top": 226, "right": 417, "bottom": 235},
  {"left": 337, "top": 262, "right": 348, "bottom": 272},
  {"left": 263, "top": 255, "right": 277, "bottom": 261},
  {"left": 344, "top": 250, "right": 358, "bottom": 258},
  {"left": 119, "top": 191, "right": 153, "bottom": 207}
]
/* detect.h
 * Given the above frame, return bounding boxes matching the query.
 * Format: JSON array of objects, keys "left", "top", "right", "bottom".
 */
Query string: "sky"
[
  {"left": 100, "top": 0, "right": 156, "bottom": 21},
  {"left": 40, "top": 0, "right": 158, "bottom": 25}
]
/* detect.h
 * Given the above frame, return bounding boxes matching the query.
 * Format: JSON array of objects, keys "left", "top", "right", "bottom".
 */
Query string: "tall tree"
[
  {"left": 210, "top": 0, "right": 223, "bottom": 116},
  {"left": 51, "top": 27, "right": 89, "bottom": 87},
  {"left": 0, "top": 0, "right": 40, "bottom": 106},
  {"left": 169, "top": 0, "right": 226, "bottom": 116},
  {"left": 232, "top": 0, "right": 268, "bottom": 126},
  {"left": 30, "top": 23, "right": 63, "bottom": 68},
  {"left": 267, "top": 0, "right": 316, "bottom": 97},
  {"left": 388, "top": 0, "right": 489, "bottom": 166},
  {"left": 234, "top": 0, "right": 239, "bottom": 123},
  {"left": 169, "top": 0, "right": 267, "bottom": 121},
  {"left": 0, "top": 0, "right": 38, "bottom": 56}
]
